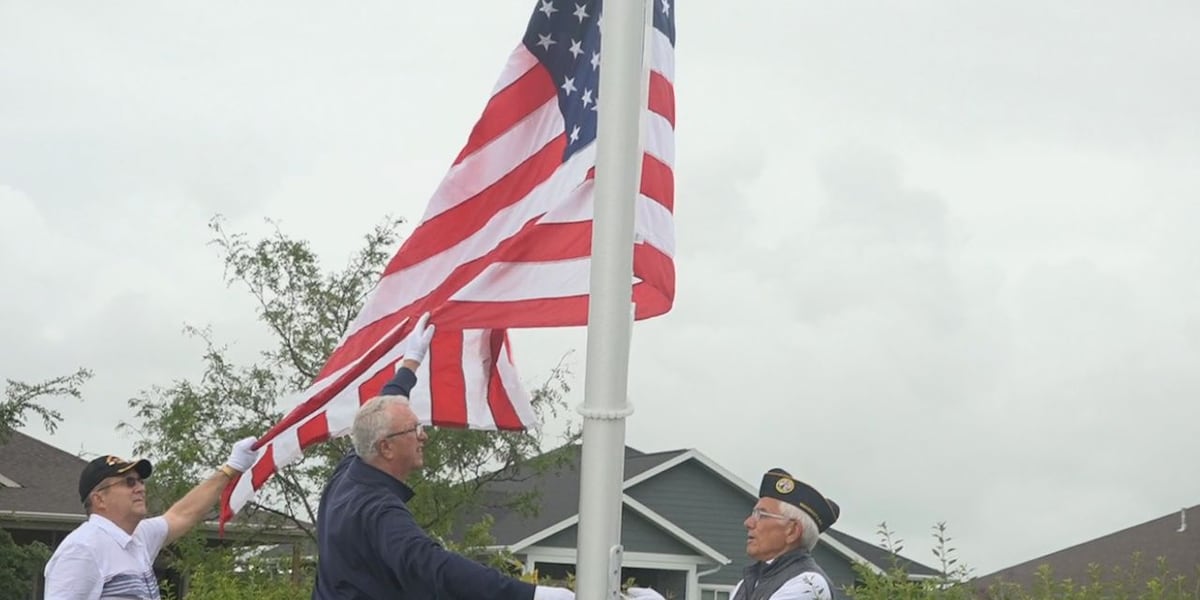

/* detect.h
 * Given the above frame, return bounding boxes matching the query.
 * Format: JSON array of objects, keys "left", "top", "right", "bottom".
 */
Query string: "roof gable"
[
  {"left": 0, "top": 431, "right": 91, "bottom": 516},
  {"left": 481, "top": 445, "right": 685, "bottom": 546},
  {"left": 474, "top": 443, "right": 940, "bottom": 580}
]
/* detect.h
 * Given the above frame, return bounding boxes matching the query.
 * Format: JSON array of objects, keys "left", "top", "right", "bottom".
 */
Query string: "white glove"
[
  {"left": 402, "top": 312, "right": 436, "bottom": 364},
  {"left": 625, "top": 588, "right": 666, "bottom": 600},
  {"left": 225, "top": 436, "right": 258, "bottom": 473},
  {"left": 533, "top": 586, "right": 575, "bottom": 600}
]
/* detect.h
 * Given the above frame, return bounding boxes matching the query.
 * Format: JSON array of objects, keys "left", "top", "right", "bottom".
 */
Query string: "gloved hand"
[
  {"left": 533, "top": 586, "right": 575, "bottom": 600},
  {"left": 625, "top": 588, "right": 666, "bottom": 600},
  {"left": 402, "top": 312, "right": 436, "bottom": 365},
  {"left": 225, "top": 436, "right": 258, "bottom": 473}
]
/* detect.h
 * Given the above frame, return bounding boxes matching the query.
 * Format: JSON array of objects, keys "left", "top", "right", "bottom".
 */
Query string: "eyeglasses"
[
  {"left": 93, "top": 475, "right": 144, "bottom": 494},
  {"left": 748, "top": 507, "right": 795, "bottom": 522},
  {"left": 380, "top": 424, "right": 425, "bottom": 443}
]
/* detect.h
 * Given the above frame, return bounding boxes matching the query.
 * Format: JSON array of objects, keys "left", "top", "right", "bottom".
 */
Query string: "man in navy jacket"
[{"left": 313, "top": 313, "right": 574, "bottom": 600}]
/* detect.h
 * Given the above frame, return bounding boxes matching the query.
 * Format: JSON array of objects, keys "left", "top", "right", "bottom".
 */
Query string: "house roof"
[
  {"left": 972, "top": 504, "right": 1200, "bottom": 592},
  {"left": 474, "top": 443, "right": 939, "bottom": 578},
  {"left": 0, "top": 430, "right": 92, "bottom": 516},
  {"left": 0, "top": 430, "right": 309, "bottom": 544},
  {"left": 823, "top": 528, "right": 940, "bottom": 578},
  {"left": 480, "top": 444, "right": 686, "bottom": 545}
]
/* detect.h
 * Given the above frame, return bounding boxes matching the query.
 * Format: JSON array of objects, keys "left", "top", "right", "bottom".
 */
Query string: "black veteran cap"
[
  {"left": 78, "top": 455, "right": 153, "bottom": 503},
  {"left": 759, "top": 468, "right": 840, "bottom": 533}
]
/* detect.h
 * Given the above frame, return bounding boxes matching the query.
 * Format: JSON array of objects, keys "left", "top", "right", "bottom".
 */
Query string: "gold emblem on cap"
[
  {"left": 105, "top": 456, "right": 124, "bottom": 466},
  {"left": 775, "top": 477, "right": 795, "bottom": 494}
]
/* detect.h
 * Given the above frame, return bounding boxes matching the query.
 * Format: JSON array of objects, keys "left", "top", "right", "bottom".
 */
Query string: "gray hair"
[
  {"left": 778, "top": 501, "right": 821, "bottom": 552},
  {"left": 352, "top": 395, "right": 410, "bottom": 459}
]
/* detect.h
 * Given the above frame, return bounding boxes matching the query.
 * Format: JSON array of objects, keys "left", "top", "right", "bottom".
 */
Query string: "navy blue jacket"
[{"left": 313, "top": 367, "right": 536, "bottom": 600}]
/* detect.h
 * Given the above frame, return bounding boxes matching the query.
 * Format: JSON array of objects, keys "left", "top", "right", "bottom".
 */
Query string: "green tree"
[
  {"left": 0, "top": 526, "right": 50, "bottom": 600},
  {"left": 0, "top": 368, "right": 92, "bottom": 443},
  {"left": 120, "top": 216, "right": 577, "bottom": 573}
]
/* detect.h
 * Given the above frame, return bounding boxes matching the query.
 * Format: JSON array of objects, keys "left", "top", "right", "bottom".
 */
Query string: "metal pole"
[{"left": 575, "top": 0, "right": 650, "bottom": 599}]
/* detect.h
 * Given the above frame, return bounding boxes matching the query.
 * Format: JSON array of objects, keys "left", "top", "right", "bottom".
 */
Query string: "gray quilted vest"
[{"left": 732, "top": 548, "right": 835, "bottom": 600}]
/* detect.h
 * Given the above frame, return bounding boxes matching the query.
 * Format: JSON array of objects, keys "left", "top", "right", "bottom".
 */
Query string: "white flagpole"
[{"left": 575, "top": 0, "right": 650, "bottom": 599}]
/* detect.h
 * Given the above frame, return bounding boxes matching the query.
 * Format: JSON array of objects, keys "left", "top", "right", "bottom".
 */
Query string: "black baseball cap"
[{"left": 78, "top": 455, "right": 153, "bottom": 503}]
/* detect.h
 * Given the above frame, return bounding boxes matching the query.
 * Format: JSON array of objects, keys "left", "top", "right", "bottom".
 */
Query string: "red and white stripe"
[{"left": 220, "top": 14, "right": 675, "bottom": 526}]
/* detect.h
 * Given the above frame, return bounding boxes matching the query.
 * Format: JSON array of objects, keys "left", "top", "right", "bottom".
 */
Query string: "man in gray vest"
[{"left": 731, "top": 468, "right": 841, "bottom": 600}]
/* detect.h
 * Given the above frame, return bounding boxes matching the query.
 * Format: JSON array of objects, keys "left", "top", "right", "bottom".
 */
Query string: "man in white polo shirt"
[{"left": 43, "top": 438, "right": 257, "bottom": 599}]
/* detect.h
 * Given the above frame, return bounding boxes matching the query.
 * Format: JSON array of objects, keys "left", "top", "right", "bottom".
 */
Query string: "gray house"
[{"left": 472, "top": 445, "right": 939, "bottom": 600}]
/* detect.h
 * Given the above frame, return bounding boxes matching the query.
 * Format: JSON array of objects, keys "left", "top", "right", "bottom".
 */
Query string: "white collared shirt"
[{"left": 43, "top": 514, "right": 169, "bottom": 600}]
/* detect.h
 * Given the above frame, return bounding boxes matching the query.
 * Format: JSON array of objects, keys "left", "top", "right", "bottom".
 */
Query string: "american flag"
[{"left": 220, "top": 0, "right": 676, "bottom": 526}]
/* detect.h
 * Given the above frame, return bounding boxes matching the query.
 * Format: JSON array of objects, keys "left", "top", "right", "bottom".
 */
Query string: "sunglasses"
[{"left": 93, "top": 474, "right": 144, "bottom": 494}]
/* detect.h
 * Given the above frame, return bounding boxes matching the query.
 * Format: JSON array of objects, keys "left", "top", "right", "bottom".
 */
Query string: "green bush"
[
  {"left": 0, "top": 526, "right": 50, "bottom": 600},
  {"left": 845, "top": 522, "right": 1200, "bottom": 600},
  {"left": 160, "top": 552, "right": 312, "bottom": 600}
]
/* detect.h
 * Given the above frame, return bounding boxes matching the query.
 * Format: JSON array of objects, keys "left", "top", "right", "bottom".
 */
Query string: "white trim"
[
  {"left": 507, "top": 514, "right": 580, "bottom": 552},
  {"left": 687, "top": 563, "right": 699, "bottom": 600},
  {"left": 906, "top": 573, "right": 942, "bottom": 581},
  {"left": 623, "top": 494, "right": 730, "bottom": 565},
  {"left": 623, "top": 449, "right": 757, "bottom": 496},
  {"left": 507, "top": 496, "right": 729, "bottom": 566},
  {"left": 0, "top": 472, "right": 21, "bottom": 488},
  {"left": 0, "top": 510, "right": 85, "bottom": 523},
  {"left": 699, "top": 583, "right": 736, "bottom": 600}
]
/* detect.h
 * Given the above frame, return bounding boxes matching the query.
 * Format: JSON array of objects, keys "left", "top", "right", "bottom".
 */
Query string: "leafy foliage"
[
  {"left": 0, "top": 526, "right": 50, "bottom": 600},
  {"left": 119, "top": 215, "right": 578, "bottom": 576},
  {"left": 0, "top": 368, "right": 92, "bottom": 443},
  {"left": 160, "top": 552, "right": 314, "bottom": 600}
]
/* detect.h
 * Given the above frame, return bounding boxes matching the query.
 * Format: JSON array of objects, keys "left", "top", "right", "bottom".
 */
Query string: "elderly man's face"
[
  {"left": 376, "top": 402, "right": 427, "bottom": 480},
  {"left": 744, "top": 497, "right": 802, "bottom": 561}
]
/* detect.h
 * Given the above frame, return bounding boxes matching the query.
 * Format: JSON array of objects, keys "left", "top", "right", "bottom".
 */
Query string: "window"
[{"left": 700, "top": 585, "right": 734, "bottom": 600}]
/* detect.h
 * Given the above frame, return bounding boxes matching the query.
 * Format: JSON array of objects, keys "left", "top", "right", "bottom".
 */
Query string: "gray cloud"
[{"left": 3, "top": 0, "right": 1199, "bottom": 576}]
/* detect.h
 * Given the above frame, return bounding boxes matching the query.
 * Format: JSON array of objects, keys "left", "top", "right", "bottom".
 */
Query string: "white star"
[
  {"left": 590, "top": 51, "right": 600, "bottom": 70},
  {"left": 581, "top": 88, "right": 593, "bottom": 107},
  {"left": 568, "top": 39, "right": 584, "bottom": 59},
  {"left": 570, "top": 125, "right": 581, "bottom": 143},
  {"left": 662, "top": 0, "right": 670, "bottom": 15},
  {"left": 538, "top": 0, "right": 558, "bottom": 18},
  {"left": 573, "top": 2, "right": 589, "bottom": 22},
  {"left": 591, "top": 96, "right": 598, "bottom": 111},
  {"left": 561, "top": 76, "right": 577, "bottom": 95},
  {"left": 536, "top": 33, "right": 556, "bottom": 50}
]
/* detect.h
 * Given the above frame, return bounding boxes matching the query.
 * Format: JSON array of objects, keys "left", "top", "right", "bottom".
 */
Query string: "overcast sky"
[{"left": 3, "top": 0, "right": 1199, "bottom": 576}]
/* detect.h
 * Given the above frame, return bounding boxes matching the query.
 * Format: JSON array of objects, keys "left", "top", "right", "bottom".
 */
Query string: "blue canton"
[{"left": 521, "top": 0, "right": 676, "bottom": 161}]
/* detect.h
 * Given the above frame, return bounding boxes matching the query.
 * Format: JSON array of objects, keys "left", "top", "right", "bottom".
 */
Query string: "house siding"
[
  {"left": 812, "top": 543, "right": 861, "bottom": 593},
  {"left": 536, "top": 507, "right": 701, "bottom": 556},
  {"left": 625, "top": 459, "right": 864, "bottom": 592},
  {"left": 625, "top": 459, "right": 754, "bottom": 586}
]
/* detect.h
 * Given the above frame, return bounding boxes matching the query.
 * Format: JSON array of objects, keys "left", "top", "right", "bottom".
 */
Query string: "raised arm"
[{"left": 162, "top": 437, "right": 257, "bottom": 544}]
